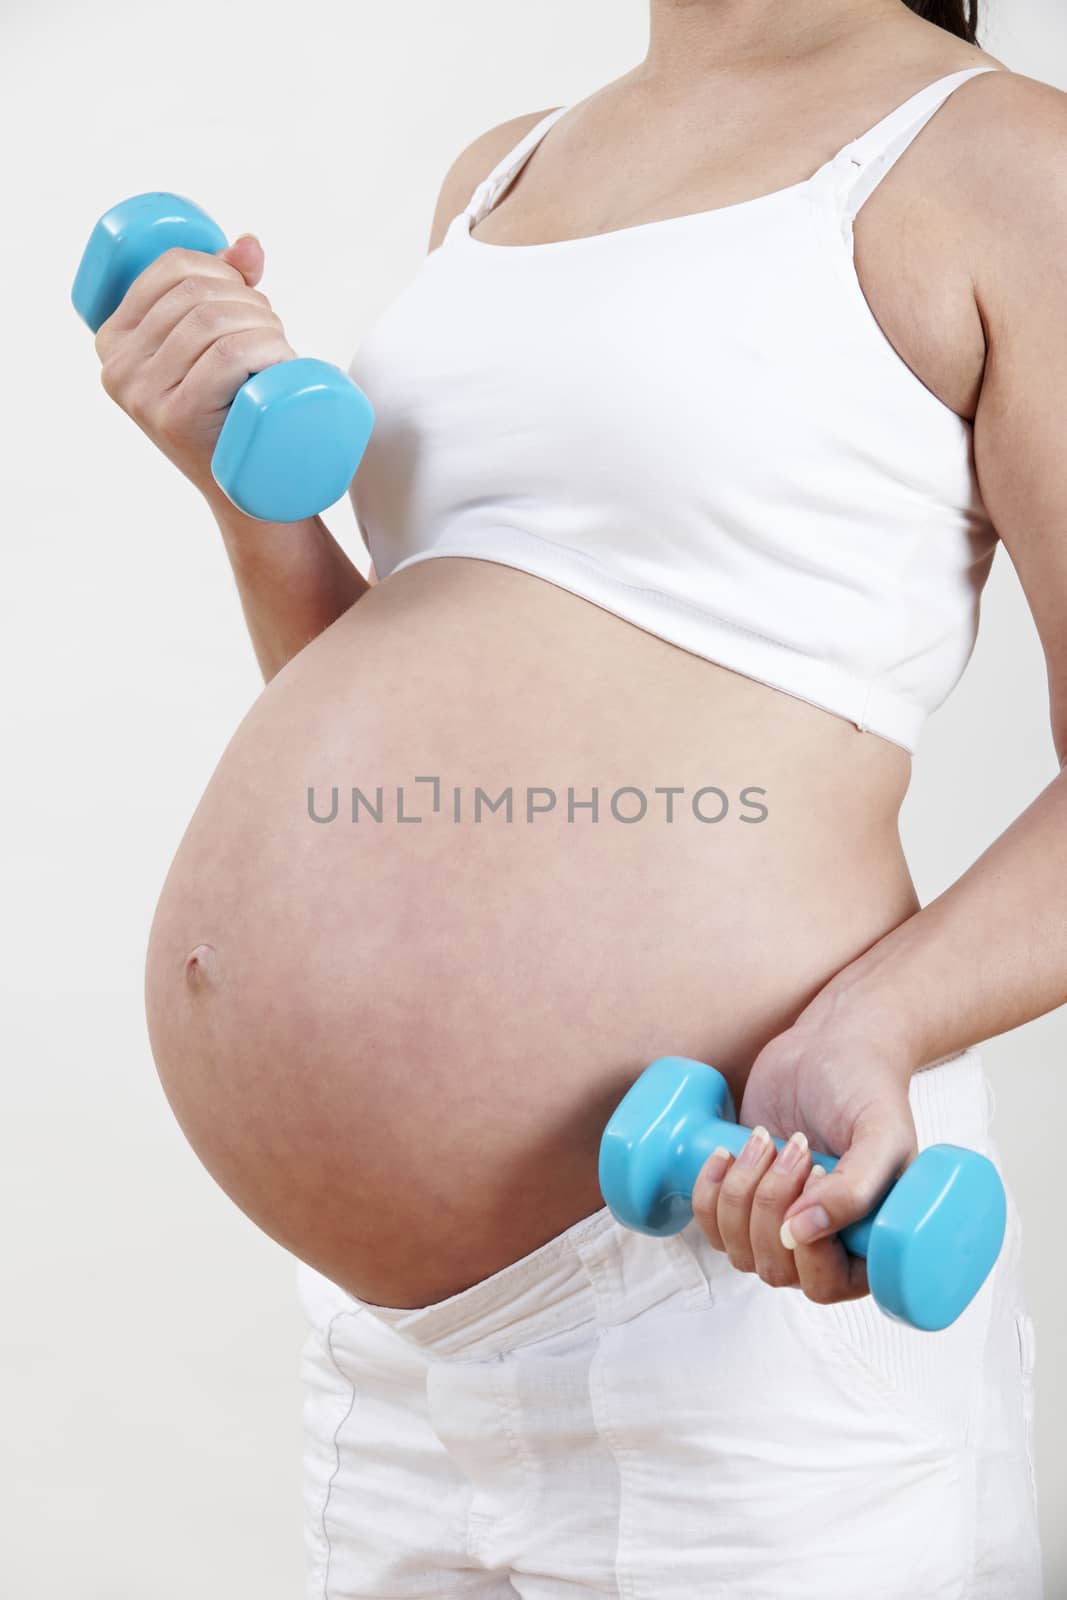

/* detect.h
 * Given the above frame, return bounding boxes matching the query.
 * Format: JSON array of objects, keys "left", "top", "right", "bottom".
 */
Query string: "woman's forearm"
[
  {"left": 802, "top": 762, "right": 1067, "bottom": 1066},
  {"left": 206, "top": 488, "right": 371, "bottom": 681}
]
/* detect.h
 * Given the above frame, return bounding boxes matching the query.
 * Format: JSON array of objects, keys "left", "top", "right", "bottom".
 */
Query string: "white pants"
[{"left": 297, "top": 1048, "right": 1042, "bottom": 1598}]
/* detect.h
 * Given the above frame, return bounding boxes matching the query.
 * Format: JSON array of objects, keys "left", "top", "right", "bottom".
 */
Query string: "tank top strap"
[
  {"left": 831, "top": 65, "right": 1002, "bottom": 226},
  {"left": 463, "top": 105, "right": 571, "bottom": 229}
]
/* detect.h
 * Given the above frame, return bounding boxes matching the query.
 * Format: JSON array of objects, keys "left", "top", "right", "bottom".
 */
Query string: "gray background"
[{"left": 1, "top": 0, "right": 1062, "bottom": 1593}]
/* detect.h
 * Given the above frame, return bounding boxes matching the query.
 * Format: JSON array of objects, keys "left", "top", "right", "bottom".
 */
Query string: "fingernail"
[
  {"left": 774, "top": 1130, "right": 808, "bottom": 1173},
  {"left": 809, "top": 1164, "right": 827, "bottom": 1182},
  {"left": 703, "top": 1146, "right": 732, "bottom": 1186},
  {"left": 779, "top": 1205, "right": 831, "bottom": 1249},
  {"left": 737, "top": 1125, "right": 771, "bottom": 1167}
]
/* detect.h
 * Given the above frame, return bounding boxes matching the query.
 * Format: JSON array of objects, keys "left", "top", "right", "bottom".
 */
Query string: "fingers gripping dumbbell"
[
  {"left": 72, "top": 192, "right": 374, "bottom": 522},
  {"left": 598, "top": 1055, "right": 1007, "bottom": 1331}
]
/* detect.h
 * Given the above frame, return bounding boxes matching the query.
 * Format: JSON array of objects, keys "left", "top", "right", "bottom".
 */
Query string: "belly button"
[{"left": 184, "top": 943, "right": 220, "bottom": 989}]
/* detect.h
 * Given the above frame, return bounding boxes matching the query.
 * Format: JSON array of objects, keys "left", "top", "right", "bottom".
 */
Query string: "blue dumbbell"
[
  {"left": 72, "top": 192, "right": 374, "bottom": 523},
  {"left": 598, "top": 1055, "right": 1006, "bottom": 1331}
]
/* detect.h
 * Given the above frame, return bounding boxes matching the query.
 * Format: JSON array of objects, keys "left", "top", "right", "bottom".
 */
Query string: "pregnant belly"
[{"left": 145, "top": 556, "right": 917, "bottom": 1308}]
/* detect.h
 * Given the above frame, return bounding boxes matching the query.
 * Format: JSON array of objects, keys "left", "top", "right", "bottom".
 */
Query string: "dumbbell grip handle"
[{"left": 700, "top": 1119, "right": 874, "bottom": 1257}]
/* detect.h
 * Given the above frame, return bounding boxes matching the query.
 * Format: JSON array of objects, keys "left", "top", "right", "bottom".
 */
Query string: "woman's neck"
[{"left": 643, "top": 0, "right": 908, "bottom": 84}]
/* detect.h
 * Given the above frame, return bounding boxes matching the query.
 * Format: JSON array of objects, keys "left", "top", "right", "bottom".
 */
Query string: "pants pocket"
[
  {"left": 589, "top": 1281, "right": 971, "bottom": 1599},
  {"left": 818, "top": 1281, "right": 990, "bottom": 1453}
]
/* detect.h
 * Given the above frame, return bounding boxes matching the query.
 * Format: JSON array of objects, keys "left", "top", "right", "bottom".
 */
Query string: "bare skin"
[
  {"left": 146, "top": 560, "right": 915, "bottom": 1304},
  {"left": 142, "top": 2, "right": 1067, "bottom": 1309}
]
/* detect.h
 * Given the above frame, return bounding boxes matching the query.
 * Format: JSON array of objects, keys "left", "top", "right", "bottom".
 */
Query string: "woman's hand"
[
  {"left": 691, "top": 1015, "right": 919, "bottom": 1305},
  {"left": 93, "top": 233, "right": 297, "bottom": 502}
]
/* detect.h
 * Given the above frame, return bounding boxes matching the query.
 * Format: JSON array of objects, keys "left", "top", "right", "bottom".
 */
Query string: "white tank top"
[{"left": 348, "top": 66, "right": 1002, "bottom": 753}]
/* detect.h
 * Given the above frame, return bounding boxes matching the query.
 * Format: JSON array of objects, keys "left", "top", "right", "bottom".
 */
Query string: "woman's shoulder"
[
  {"left": 427, "top": 107, "right": 562, "bottom": 250},
  {"left": 942, "top": 64, "right": 1067, "bottom": 288},
  {"left": 949, "top": 62, "right": 1067, "bottom": 198}
]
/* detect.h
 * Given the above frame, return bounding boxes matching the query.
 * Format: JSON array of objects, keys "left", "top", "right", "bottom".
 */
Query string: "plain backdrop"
[{"left": 2, "top": 1, "right": 1064, "bottom": 1594}]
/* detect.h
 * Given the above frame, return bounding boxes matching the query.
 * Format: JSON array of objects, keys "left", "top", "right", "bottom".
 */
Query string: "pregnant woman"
[{"left": 92, "top": 0, "right": 1059, "bottom": 1593}]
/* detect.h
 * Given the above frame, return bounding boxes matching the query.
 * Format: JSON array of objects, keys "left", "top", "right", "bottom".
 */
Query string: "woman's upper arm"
[
  {"left": 971, "top": 74, "right": 1067, "bottom": 761},
  {"left": 426, "top": 108, "right": 560, "bottom": 252}
]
